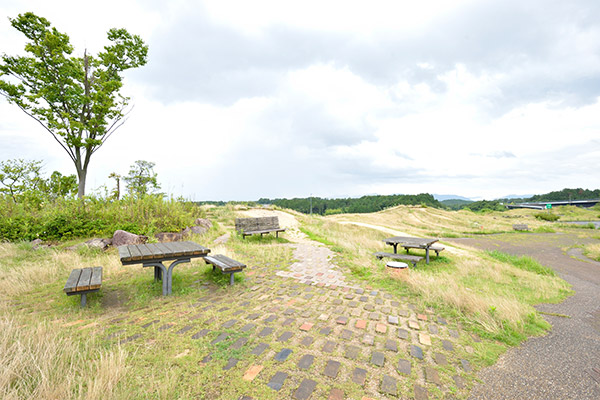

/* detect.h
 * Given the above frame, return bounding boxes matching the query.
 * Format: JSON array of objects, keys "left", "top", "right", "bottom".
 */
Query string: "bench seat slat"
[
  {"left": 89, "top": 266, "right": 103, "bottom": 290},
  {"left": 64, "top": 269, "right": 83, "bottom": 293},
  {"left": 77, "top": 267, "right": 93, "bottom": 291}
]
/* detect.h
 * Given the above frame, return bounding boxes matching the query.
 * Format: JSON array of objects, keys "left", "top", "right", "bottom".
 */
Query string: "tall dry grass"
[{"left": 0, "top": 313, "right": 127, "bottom": 399}]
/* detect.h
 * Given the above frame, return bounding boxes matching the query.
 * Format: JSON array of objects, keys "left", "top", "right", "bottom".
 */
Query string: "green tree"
[
  {"left": 0, "top": 12, "right": 148, "bottom": 198},
  {"left": 0, "top": 159, "right": 44, "bottom": 202},
  {"left": 108, "top": 172, "right": 122, "bottom": 200},
  {"left": 124, "top": 160, "right": 160, "bottom": 198},
  {"left": 44, "top": 171, "right": 78, "bottom": 199}
]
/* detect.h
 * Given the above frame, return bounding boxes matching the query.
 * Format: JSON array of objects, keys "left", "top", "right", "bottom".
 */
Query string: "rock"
[
  {"left": 85, "top": 238, "right": 112, "bottom": 250},
  {"left": 190, "top": 225, "right": 208, "bottom": 235},
  {"left": 112, "top": 230, "right": 147, "bottom": 247},
  {"left": 155, "top": 232, "right": 184, "bottom": 242},
  {"left": 194, "top": 218, "right": 212, "bottom": 229},
  {"left": 30, "top": 238, "right": 49, "bottom": 250}
]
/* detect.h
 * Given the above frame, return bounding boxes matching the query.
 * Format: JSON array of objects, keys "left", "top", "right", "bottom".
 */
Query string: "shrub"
[{"left": 534, "top": 212, "right": 560, "bottom": 222}]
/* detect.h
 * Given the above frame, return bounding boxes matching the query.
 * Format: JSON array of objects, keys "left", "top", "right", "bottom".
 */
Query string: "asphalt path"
[{"left": 447, "top": 233, "right": 600, "bottom": 400}]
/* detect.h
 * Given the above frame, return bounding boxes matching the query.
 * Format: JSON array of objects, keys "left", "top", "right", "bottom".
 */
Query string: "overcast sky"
[{"left": 1, "top": 0, "right": 599, "bottom": 201}]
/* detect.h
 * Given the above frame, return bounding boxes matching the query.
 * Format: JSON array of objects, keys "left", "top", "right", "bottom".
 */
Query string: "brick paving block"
[
  {"left": 241, "top": 323, "right": 256, "bottom": 333},
  {"left": 369, "top": 290, "right": 378, "bottom": 296},
  {"left": 221, "top": 319, "right": 238, "bottom": 329},
  {"left": 359, "top": 296, "right": 368, "bottom": 302},
  {"left": 380, "top": 375, "right": 398, "bottom": 396},
  {"left": 328, "top": 388, "right": 344, "bottom": 400},
  {"left": 282, "top": 318, "right": 295, "bottom": 326},
  {"left": 223, "top": 358, "right": 239, "bottom": 370},
  {"left": 336, "top": 316, "right": 349, "bottom": 325},
  {"left": 375, "top": 298, "right": 383, "bottom": 305},
  {"left": 274, "top": 348, "right": 293, "bottom": 362},
  {"left": 293, "top": 379, "right": 317, "bottom": 400},
  {"left": 419, "top": 333, "right": 432, "bottom": 346},
  {"left": 397, "top": 359, "right": 411, "bottom": 375},
  {"left": 410, "top": 345, "right": 424, "bottom": 360},
  {"left": 283, "top": 308, "right": 296, "bottom": 316},
  {"left": 264, "top": 315, "right": 278, "bottom": 323},
  {"left": 345, "top": 345, "right": 360, "bottom": 360},
  {"left": 375, "top": 323, "right": 387, "bottom": 334},
  {"left": 344, "top": 294, "right": 355, "bottom": 300},
  {"left": 408, "top": 320, "right": 420, "bottom": 330},
  {"left": 398, "top": 309, "right": 410, "bottom": 317},
  {"left": 333, "top": 299, "right": 343, "bottom": 305},
  {"left": 362, "top": 334, "right": 375, "bottom": 346},
  {"left": 453, "top": 375, "right": 465, "bottom": 389},
  {"left": 388, "top": 315, "right": 399, "bottom": 325},
  {"left": 299, "top": 322, "right": 314, "bottom": 331},
  {"left": 322, "top": 340, "right": 336, "bottom": 353},
  {"left": 267, "top": 371, "right": 288, "bottom": 391},
  {"left": 348, "top": 300, "right": 359, "bottom": 308},
  {"left": 300, "top": 336, "right": 315, "bottom": 346},
  {"left": 191, "top": 329, "right": 210, "bottom": 339},
  {"left": 323, "top": 360, "right": 341, "bottom": 378},
  {"left": 158, "top": 323, "right": 174, "bottom": 331},
  {"left": 397, "top": 328, "right": 409, "bottom": 340},
  {"left": 230, "top": 337, "right": 249, "bottom": 350},
  {"left": 428, "top": 324, "right": 439, "bottom": 335},
  {"left": 437, "top": 316, "right": 448, "bottom": 325},
  {"left": 211, "top": 332, "right": 229, "bottom": 344},
  {"left": 141, "top": 320, "right": 159, "bottom": 329},
  {"left": 320, "top": 326, "right": 333, "bottom": 335},
  {"left": 364, "top": 304, "right": 375, "bottom": 311},
  {"left": 368, "top": 312, "right": 380, "bottom": 321},
  {"left": 385, "top": 339, "right": 398, "bottom": 352},
  {"left": 176, "top": 325, "right": 194, "bottom": 335},
  {"left": 390, "top": 300, "right": 400, "bottom": 307},
  {"left": 301, "top": 310, "right": 312, "bottom": 318},
  {"left": 355, "top": 288, "right": 364, "bottom": 294},
  {"left": 318, "top": 313, "right": 329, "bottom": 321},
  {"left": 417, "top": 314, "right": 428, "bottom": 321},
  {"left": 442, "top": 339, "right": 454, "bottom": 351},
  {"left": 119, "top": 333, "right": 142, "bottom": 344},
  {"left": 201, "top": 353, "right": 212, "bottom": 363},
  {"left": 258, "top": 327, "right": 274, "bottom": 337},
  {"left": 278, "top": 331, "right": 294, "bottom": 342},
  {"left": 460, "top": 359, "right": 472, "bottom": 372},
  {"left": 371, "top": 351, "right": 385, "bottom": 367},
  {"left": 414, "top": 384, "right": 429, "bottom": 400},
  {"left": 340, "top": 329, "right": 353, "bottom": 340},
  {"left": 425, "top": 366, "right": 441, "bottom": 385},
  {"left": 297, "top": 354, "right": 315, "bottom": 370},
  {"left": 352, "top": 367, "right": 367, "bottom": 385},
  {"left": 251, "top": 343, "right": 269, "bottom": 356},
  {"left": 356, "top": 319, "right": 367, "bottom": 329},
  {"left": 448, "top": 329, "right": 459, "bottom": 338},
  {"left": 434, "top": 352, "right": 447, "bottom": 365},
  {"left": 381, "top": 306, "right": 391, "bottom": 314}
]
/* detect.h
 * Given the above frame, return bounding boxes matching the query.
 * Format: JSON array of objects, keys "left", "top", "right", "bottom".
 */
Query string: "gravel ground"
[{"left": 448, "top": 233, "right": 600, "bottom": 400}]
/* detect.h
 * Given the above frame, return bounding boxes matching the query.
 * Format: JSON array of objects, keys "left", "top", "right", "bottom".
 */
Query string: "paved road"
[{"left": 447, "top": 233, "right": 600, "bottom": 400}]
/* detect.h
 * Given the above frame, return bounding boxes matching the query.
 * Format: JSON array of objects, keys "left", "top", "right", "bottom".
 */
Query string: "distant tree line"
[{"left": 257, "top": 193, "right": 442, "bottom": 215}]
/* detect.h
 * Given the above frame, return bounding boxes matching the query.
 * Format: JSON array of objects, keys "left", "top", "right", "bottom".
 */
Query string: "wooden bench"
[
  {"left": 513, "top": 224, "right": 530, "bottom": 231},
  {"left": 374, "top": 252, "right": 423, "bottom": 267},
  {"left": 235, "top": 216, "right": 286, "bottom": 238},
  {"left": 204, "top": 255, "right": 246, "bottom": 285},
  {"left": 63, "top": 267, "right": 102, "bottom": 307},
  {"left": 429, "top": 244, "right": 445, "bottom": 256}
]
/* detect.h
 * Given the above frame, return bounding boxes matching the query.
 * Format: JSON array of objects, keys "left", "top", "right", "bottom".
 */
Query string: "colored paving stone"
[
  {"left": 258, "top": 327, "right": 274, "bottom": 337},
  {"left": 371, "top": 351, "right": 385, "bottom": 367},
  {"left": 297, "top": 354, "right": 315, "bottom": 370},
  {"left": 419, "top": 333, "right": 432, "bottom": 346},
  {"left": 242, "top": 365, "right": 263, "bottom": 381},
  {"left": 221, "top": 319, "right": 237, "bottom": 328},
  {"left": 282, "top": 318, "right": 295, "bottom": 326},
  {"left": 429, "top": 324, "right": 439, "bottom": 334},
  {"left": 414, "top": 385, "right": 429, "bottom": 400},
  {"left": 211, "top": 332, "right": 229, "bottom": 344},
  {"left": 318, "top": 313, "right": 329, "bottom": 321},
  {"left": 274, "top": 348, "right": 293, "bottom": 361},
  {"left": 175, "top": 325, "right": 194, "bottom": 334},
  {"left": 408, "top": 320, "right": 420, "bottom": 330},
  {"left": 442, "top": 339, "right": 454, "bottom": 351},
  {"left": 435, "top": 352, "right": 447, "bottom": 365},
  {"left": 320, "top": 326, "right": 333, "bottom": 335},
  {"left": 300, "top": 336, "right": 315, "bottom": 346},
  {"left": 267, "top": 371, "right": 288, "bottom": 391},
  {"left": 230, "top": 337, "right": 248, "bottom": 350},
  {"left": 340, "top": 329, "right": 353, "bottom": 340},
  {"left": 264, "top": 315, "right": 277, "bottom": 323},
  {"left": 336, "top": 316, "right": 349, "bottom": 325},
  {"left": 158, "top": 323, "right": 174, "bottom": 331},
  {"left": 417, "top": 314, "right": 428, "bottom": 321},
  {"left": 411, "top": 345, "right": 424, "bottom": 360},
  {"left": 397, "top": 359, "right": 411, "bottom": 375},
  {"left": 240, "top": 323, "right": 256, "bottom": 332},
  {"left": 380, "top": 375, "right": 398, "bottom": 396},
  {"left": 362, "top": 334, "right": 375, "bottom": 346},
  {"left": 293, "top": 379, "right": 317, "bottom": 400},
  {"left": 375, "top": 323, "right": 387, "bottom": 334},
  {"left": 388, "top": 315, "right": 399, "bottom": 325},
  {"left": 352, "top": 367, "right": 368, "bottom": 385},
  {"left": 425, "top": 366, "right": 441, "bottom": 385},
  {"left": 461, "top": 359, "right": 472, "bottom": 372},
  {"left": 141, "top": 320, "right": 159, "bottom": 329},
  {"left": 356, "top": 319, "right": 367, "bottom": 329},
  {"left": 323, "top": 360, "right": 341, "bottom": 378},
  {"left": 328, "top": 388, "right": 344, "bottom": 400},
  {"left": 277, "top": 331, "right": 294, "bottom": 342},
  {"left": 453, "top": 375, "right": 466, "bottom": 389},
  {"left": 397, "top": 328, "right": 409, "bottom": 340},
  {"left": 368, "top": 312, "right": 380, "bottom": 320},
  {"left": 299, "top": 322, "right": 314, "bottom": 331}
]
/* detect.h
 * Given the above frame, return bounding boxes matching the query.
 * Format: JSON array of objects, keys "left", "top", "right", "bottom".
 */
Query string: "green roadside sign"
[{"left": 546, "top": 204, "right": 552, "bottom": 209}]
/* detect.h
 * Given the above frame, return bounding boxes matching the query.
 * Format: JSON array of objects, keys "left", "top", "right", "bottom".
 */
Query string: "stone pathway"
[{"left": 96, "top": 211, "right": 480, "bottom": 399}]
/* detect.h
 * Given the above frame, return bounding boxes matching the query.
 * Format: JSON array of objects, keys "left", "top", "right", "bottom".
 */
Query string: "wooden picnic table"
[
  {"left": 118, "top": 241, "right": 210, "bottom": 295},
  {"left": 383, "top": 236, "right": 439, "bottom": 264}
]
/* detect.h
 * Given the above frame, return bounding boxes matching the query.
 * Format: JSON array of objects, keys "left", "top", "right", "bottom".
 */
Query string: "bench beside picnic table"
[
  {"left": 64, "top": 266, "right": 102, "bottom": 307},
  {"left": 383, "top": 236, "right": 440, "bottom": 264},
  {"left": 374, "top": 252, "right": 423, "bottom": 267},
  {"left": 204, "top": 254, "right": 246, "bottom": 285},
  {"left": 235, "top": 216, "right": 285, "bottom": 238}
]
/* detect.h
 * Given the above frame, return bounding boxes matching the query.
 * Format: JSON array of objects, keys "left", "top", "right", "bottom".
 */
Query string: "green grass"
[{"left": 486, "top": 250, "right": 557, "bottom": 276}]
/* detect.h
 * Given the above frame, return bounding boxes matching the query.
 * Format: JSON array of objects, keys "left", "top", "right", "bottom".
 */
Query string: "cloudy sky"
[{"left": 1, "top": 0, "right": 599, "bottom": 201}]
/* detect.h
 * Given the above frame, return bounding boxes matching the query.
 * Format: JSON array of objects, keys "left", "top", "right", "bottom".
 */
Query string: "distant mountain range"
[{"left": 434, "top": 194, "right": 535, "bottom": 202}]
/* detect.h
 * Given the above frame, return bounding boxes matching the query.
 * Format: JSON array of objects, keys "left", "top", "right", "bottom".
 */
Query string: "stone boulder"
[
  {"left": 155, "top": 232, "right": 185, "bottom": 242},
  {"left": 194, "top": 218, "right": 213, "bottom": 230},
  {"left": 85, "top": 238, "right": 112, "bottom": 251},
  {"left": 112, "top": 230, "right": 148, "bottom": 247}
]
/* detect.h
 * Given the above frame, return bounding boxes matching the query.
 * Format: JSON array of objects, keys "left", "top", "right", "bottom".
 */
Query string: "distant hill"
[
  {"left": 434, "top": 194, "right": 473, "bottom": 201},
  {"left": 440, "top": 199, "right": 474, "bottom": 210}
]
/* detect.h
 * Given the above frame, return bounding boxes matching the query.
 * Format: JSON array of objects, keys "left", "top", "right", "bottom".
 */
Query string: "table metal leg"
[{"left": 425, "top": 248, "right": 430, "bottom": 264}]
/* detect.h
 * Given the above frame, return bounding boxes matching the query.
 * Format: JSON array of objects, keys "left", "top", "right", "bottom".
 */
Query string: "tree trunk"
[{"left": 77, "top": 167, "right": 86, "bottom": 198}]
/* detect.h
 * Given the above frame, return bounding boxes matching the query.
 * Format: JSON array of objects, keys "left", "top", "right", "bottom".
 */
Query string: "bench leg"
[
  {"left": 80, "top": 293, "right": 87, "bottom": 308},
  {"left": 229, "top": 273, "right": 235, "bottom": 286},
  {"left": 154, "top": 266, "right": 162, "bottom": 281}
]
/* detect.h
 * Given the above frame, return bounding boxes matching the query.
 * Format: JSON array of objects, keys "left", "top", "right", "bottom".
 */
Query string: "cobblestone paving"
[{"left": 100, "top": 240, "right": 478, "bottom": 399}]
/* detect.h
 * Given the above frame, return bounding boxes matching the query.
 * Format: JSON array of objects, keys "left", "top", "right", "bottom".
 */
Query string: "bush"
[{"left": 534, "top": 212, "right": 560, "bottom": 222}]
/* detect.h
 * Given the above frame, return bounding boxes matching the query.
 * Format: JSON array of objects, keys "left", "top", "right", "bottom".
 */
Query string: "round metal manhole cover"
[{"left": 386, "top": 261, "right": 408, "bottom": 269}]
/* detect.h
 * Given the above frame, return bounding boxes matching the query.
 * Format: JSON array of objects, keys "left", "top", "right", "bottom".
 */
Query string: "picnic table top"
[
  {"left": 383, "top": 236, "right": 439, "bottom": 248},
  {"left": 118, "top": 241, "right": 210, "bottom": 265}
]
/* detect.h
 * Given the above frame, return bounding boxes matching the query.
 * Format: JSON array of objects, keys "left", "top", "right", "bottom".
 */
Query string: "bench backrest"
[{"left": 235, "top": 216, "right": 280, "bottom": 232}]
